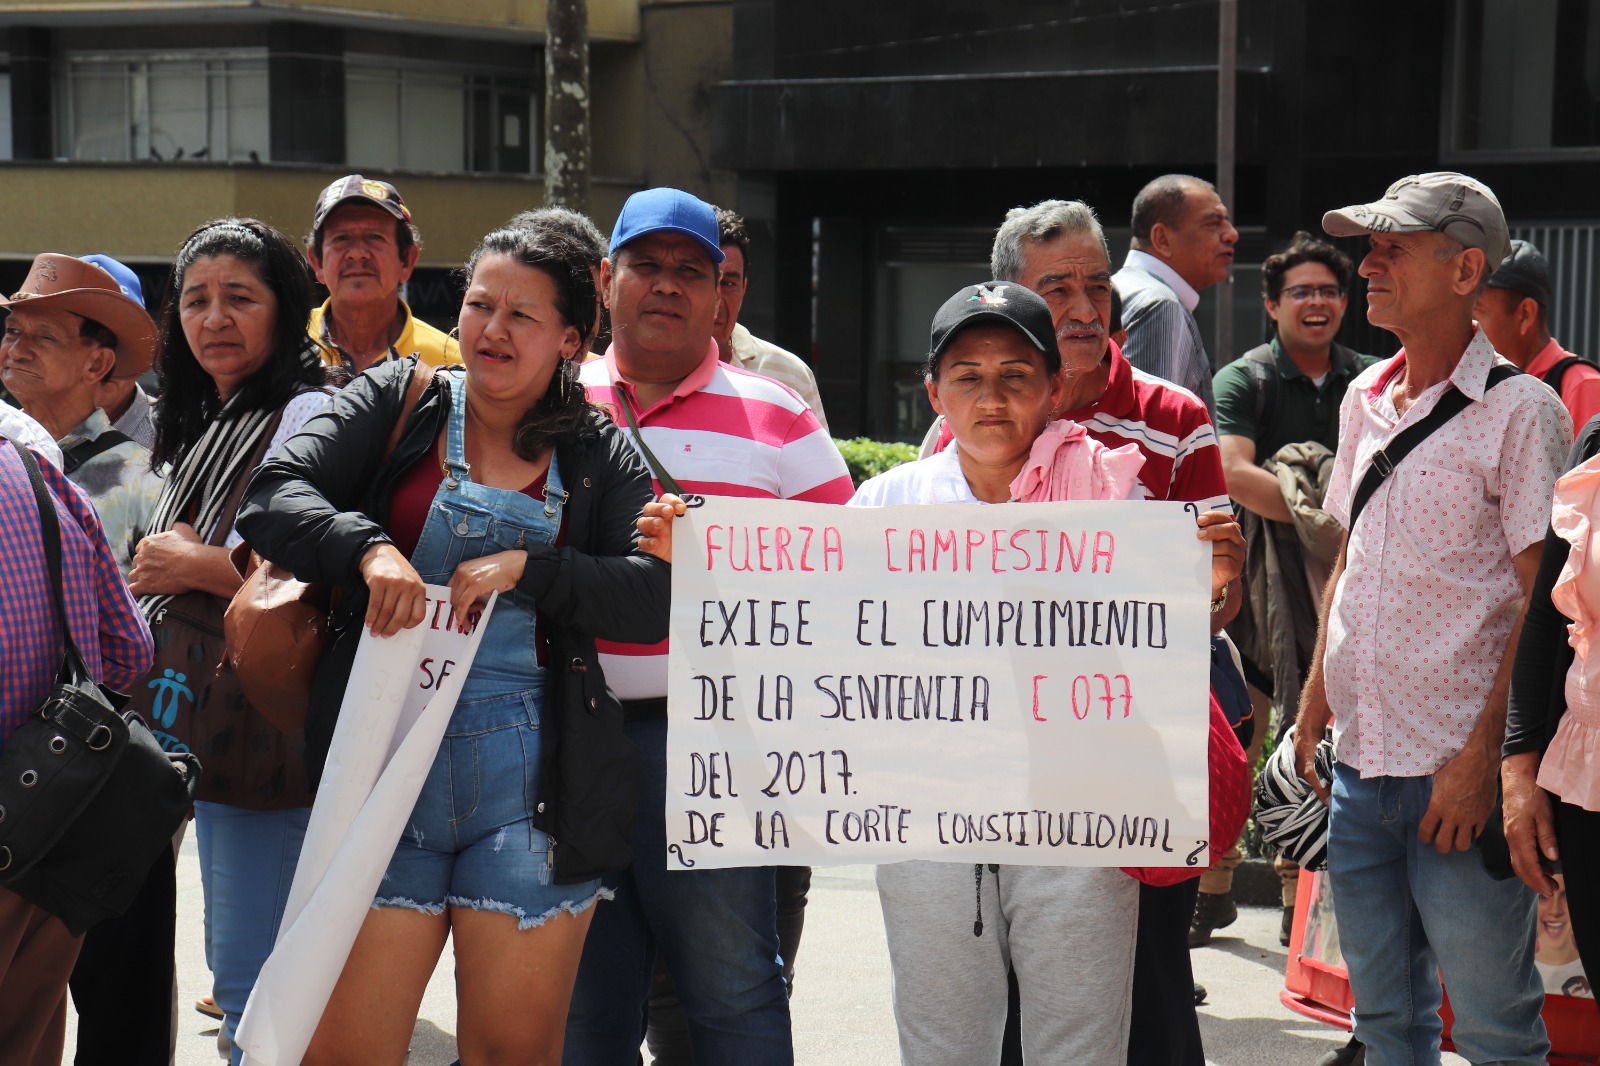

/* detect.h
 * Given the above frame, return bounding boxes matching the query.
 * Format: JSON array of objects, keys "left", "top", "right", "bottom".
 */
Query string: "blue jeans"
[
  {"left": 194, "top": 802, "right": 310, "bottom": 1066},
  {"left": 1328, "top": 763, "right": 1546, "bottom": 1066},
  {"left": 563, "top": 716, "right": 793, "bottom": 1065}
]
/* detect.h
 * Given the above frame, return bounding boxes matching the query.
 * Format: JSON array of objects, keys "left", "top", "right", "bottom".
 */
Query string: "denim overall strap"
[
  {"left": 408, "top": 371, "right": 565, "bottom": 707},
  {"left": 443, "top": 368, "right": 470, "bottom": 491}
]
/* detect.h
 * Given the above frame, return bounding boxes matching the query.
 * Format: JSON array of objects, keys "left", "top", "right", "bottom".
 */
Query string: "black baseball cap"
[
  {"left": 929, "top": 282, "right": 1060, "bottom": 370},
  {"left": 1486, "top": 239, "right": 1554, "bottom": 311}
]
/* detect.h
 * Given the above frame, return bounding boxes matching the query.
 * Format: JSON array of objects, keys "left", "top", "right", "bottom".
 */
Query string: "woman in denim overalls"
[{"left": 274, "top": 226, "right": 680, "bottom": 1066}]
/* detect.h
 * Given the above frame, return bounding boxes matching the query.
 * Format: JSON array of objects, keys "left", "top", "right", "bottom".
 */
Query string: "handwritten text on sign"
[{"left": 665, "top": 499, "right": 1211, "bottom": 869}]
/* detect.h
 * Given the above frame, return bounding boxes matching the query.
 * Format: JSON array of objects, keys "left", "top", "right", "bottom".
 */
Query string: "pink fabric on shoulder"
[
  {"left": 1538, "top": 452, "right": 1600, "bottom": 810},
  {"left": 1008, "top": 418, "right": 1145, "bottom": 503}
]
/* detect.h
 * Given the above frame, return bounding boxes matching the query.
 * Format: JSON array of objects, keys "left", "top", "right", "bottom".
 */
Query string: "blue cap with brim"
[{"left": 609, "top": 188, "right": 725, "bottom": 265}]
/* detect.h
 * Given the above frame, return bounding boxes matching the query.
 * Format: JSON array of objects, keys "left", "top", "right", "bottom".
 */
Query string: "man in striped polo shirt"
[{"left": 566, "top": 188, "right": 853, "bottom": 1066}]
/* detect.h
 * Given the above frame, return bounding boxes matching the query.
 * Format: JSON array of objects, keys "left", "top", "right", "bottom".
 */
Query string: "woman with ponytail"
[{"left": 236, "top": 223, "right": 673, "bottom": 1064}]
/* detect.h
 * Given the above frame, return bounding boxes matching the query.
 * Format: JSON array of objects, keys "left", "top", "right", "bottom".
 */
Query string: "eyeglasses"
[{"left": 1280, "top": 285, "right": 1344, "bottom": 302}]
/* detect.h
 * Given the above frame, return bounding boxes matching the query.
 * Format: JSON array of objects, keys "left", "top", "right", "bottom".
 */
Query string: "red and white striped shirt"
[{"left": 580, "top": 342, "right": 854, "bottom": 699}]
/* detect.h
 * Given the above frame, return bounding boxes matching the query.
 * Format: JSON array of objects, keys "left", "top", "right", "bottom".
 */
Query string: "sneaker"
[
  {"left": 1193, "top": 982, "right": 1207, "bottom": 1006},
  {"left": 1315, "top": 1036, "right": 1364, "bottom": 1066},
  {"left": 1280, "top": 904, "right": 1294, "bottom": 947},
  {"left": 1187, "top": 890, "right": 1238, "bottom": 947}
]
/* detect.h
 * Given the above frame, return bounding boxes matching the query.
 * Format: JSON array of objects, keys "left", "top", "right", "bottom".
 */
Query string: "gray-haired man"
[{"left": 914, "top": 200, "right": 1234, "bottom": 1066}]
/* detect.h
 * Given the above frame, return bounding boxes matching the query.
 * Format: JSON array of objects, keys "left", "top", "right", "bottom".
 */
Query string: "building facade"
[
  {"left": 0, "top": 0, "right": 735, "bottom": 328},
  {"left": 713, "top": 0, "right": 1600, "bottom": 439}
]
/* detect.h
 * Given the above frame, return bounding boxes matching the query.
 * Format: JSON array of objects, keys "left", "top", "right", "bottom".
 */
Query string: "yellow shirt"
[{"left": 307, "top": 298, "right": 460, "bottom": 372}]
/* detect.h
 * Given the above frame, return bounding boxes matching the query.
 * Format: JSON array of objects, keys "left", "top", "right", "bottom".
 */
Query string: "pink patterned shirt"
[{"left": 1323, "top": 328, "right": 1570, "bottom": 777}]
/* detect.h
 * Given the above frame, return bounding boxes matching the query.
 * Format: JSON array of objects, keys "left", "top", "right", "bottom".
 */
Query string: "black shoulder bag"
[
  {"left": 1343, "top": 363, "right": 1520, "bottom": 879},
  {"left": 0, "top": 440, "right": 201, "bottom": 934}
]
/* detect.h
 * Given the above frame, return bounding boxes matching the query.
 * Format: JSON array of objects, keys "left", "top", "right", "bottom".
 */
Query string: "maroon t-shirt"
[{"left": 387, "top": 442, "right": 562, "bottom": 558}]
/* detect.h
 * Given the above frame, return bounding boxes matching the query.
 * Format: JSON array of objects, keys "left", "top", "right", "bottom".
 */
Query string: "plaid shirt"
[{"left": 0, "top": 443, "right": 152, "bottom": 746}]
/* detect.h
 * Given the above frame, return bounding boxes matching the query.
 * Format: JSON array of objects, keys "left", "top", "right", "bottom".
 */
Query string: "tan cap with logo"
[{"left": 1323, "top": 172, "right": 1510, "bottom": 271}]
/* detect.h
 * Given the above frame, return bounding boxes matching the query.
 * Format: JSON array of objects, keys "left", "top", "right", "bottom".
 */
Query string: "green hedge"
[{"left": 834, "top": 437, "right": 920, "bottom": 488}]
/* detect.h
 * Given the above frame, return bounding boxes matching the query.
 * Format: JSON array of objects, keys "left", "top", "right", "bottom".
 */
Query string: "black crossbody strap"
[
  {"left": 1348, "top": 363, "right": 1519, "bottom": 531},
  {"left": 10, "top": 440, "right": 94, "bottom": 685},
  {"left": 62, "top": 430, "right": 131, "bottom": 476},
  {"left": 613, "top": 383, "right": 687, "bottom": 498}
]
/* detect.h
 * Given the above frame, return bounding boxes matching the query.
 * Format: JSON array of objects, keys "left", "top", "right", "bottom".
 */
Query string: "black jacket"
[
  {"left": 1507, "top": 415, "right": 1600, "bottom": 758},
  {"left": 236, "top": 357, "right": 671, "bottom": 882}
]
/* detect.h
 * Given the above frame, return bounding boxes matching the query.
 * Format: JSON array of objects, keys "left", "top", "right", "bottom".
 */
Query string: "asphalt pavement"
[{"left": 65, "top": 844, "right": 1467, "bottom": 1065}]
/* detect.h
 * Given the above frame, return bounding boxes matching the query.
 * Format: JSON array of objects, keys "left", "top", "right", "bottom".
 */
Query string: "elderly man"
[
  {"left": 0, "top": 253, "right": 162, "bottom": 577},
  {"left": 1472, "top": 239, "right": 1600, "bottom": 436},
  {"left": 0, "top": 438, "right": 152, "bottom": 1066},
  {"left": 566, "top": 188, "right": 853, "bottom": 1066},
  {"left": 1298, "top": 173, "right": 1569, "bottom": 1066},
  {"left": 305, "top": 174, "right": 457, "bottom": 372},
  {"left": 995, "top": 199, "right": 1235, "bottom": 1066},
  {"left": 1114, "top": 175, "right": 1239, "bottom": 415},
  {"left": 711, "top": 207, "right": 828, "bottom": 430},
  {"left": 82, "top": 255, "right": 156, "bottom": 451},
  {"left": 0, "top": 252, "right": 169, "bottom": 1065},
  {"left": 923, "top": 200, "right": 1236, "bottom": 1064}
]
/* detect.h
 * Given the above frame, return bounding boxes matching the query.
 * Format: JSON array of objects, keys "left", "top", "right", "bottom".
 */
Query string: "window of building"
[
  {"left": 58, "top": 51, "right": 268, "bottom": 163},
  {"left": 1450, "top": 0, "right": 1600, "bottom": 158},
  {"left": 345, "top": 57, "right": 536, "bottom": 175}
]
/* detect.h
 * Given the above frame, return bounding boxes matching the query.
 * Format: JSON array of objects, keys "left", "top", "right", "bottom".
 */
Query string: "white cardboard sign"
[
  {"left": 237, "top": 586, "right": 496, "bottom": 1066},
  {"left": 665, "top": 498, "right": 1210, "bottom": 870}
]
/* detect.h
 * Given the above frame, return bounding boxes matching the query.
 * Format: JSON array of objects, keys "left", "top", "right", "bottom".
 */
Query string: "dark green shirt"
[{"left": 1212, "top": 338, "right": 1378, "bottom": 458}]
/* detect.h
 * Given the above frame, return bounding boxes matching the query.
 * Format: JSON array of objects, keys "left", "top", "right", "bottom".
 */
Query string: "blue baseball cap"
[
  {"left": 80, "top": 254, "right": 145, "bottom": 306},
  {"left": 608, "top": 188, "right": 725, "bottom": 265}
]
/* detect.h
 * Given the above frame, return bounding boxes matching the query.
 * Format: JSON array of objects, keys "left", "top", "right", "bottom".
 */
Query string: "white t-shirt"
[{"left": 851, "top": 442, "right": 1142, "bottom": 507}]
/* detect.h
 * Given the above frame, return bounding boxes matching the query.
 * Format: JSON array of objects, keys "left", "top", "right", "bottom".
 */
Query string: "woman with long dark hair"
[
  {"left": 236, "top": 223, "right": 672, "bottom": 1064},
  {"left": 128, "top": 217, "right": 335, "bottom": 1062}
]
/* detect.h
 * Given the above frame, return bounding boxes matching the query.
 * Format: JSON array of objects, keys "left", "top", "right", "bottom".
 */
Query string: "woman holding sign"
[
  {"left": 849, "top": 278, "right": 1244, "bottom": 1066},
  {"left": 237, "top": 225, "right": 672, "bottom": 1064}
]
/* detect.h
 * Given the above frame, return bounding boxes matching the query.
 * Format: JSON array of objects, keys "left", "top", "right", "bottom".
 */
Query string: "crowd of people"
[{"left": 0, "top": 163, "right": 1596, "bottom": 1066}]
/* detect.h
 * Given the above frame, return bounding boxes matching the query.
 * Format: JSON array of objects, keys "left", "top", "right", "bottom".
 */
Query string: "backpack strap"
[
  {"left": 1348, "top": 362, "right": 1519, "bottom": 532},
  {"left": 1542, "top": 356, "right": 1589, "bottom": 398},
  {"left": 61, "top": 429, "right": 132, "bottom": 476},
  {"left": 1243, "top": 343, "right": 1278, "bottom": 440},
  {"left": 1329, "top": 342, "right": 1368, "bottom": 379}
]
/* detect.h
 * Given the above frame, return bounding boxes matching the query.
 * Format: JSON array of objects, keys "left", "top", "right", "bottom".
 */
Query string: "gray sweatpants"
[{"left": 877, "top": 861, "right": 1139, "bottom": 1066}]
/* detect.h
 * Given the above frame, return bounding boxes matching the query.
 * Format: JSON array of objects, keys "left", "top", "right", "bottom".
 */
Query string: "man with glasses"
[
  {"left": 1214, "top": 232, "right": 1374, "bottom": 525},
  {"left": 1199, "top": 232, "right": 1376, "bottom": 962}
]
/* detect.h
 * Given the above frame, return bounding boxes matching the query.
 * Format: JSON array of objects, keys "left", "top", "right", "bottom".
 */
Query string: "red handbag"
[{"left": 1122, "top": 691, "right": 1250, "bottom": 887}]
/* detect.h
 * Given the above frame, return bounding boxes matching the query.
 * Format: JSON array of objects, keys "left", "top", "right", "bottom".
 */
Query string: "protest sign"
[
  {"left": 666, "top": 498, "right": 1210, "bottom": 870},
  {"left": 237, "top": 586, "right": 495, "bottom": 1066}
]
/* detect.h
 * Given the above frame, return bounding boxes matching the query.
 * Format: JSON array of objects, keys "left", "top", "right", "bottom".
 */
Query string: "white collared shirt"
[
  {"left": 1323, "top": 328, "right": 1570, "bottom": 777},
  {"left": 1114, "top": 250, "right": 1213, "bottom": 414},
  {"left": 1123, "top": 248, "right": 1199, "bottom": 312}
]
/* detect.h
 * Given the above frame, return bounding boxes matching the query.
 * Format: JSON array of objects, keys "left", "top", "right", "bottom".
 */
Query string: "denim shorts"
[{"left": 374, "top": 688, "right": 604, "bottom": 929}]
